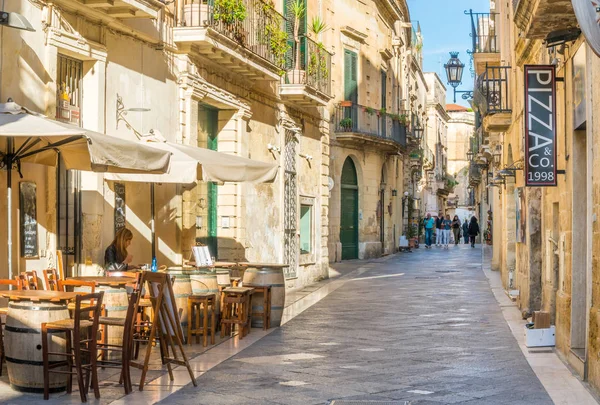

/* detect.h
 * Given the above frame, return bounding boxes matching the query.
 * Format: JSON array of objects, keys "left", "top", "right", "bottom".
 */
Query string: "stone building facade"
[
  {"left": 468, "top": 0, "right": 600, "bottom": 393},
  {"left": 421, "top": 72, "right": 452, "bottom": 216},
  {"left": 0, "top": 0, "right": 340, "bottom": 289},
  {"left": 326, "top": 0, "right": 415, "bottom": 261},
  {"left": 446, "top": 104, "right": 475, "bottom": 220}
]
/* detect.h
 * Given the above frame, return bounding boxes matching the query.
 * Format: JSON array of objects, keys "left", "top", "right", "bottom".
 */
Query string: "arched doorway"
[{"left": 341, "top": 158, "right": 359, "bottom": 260}]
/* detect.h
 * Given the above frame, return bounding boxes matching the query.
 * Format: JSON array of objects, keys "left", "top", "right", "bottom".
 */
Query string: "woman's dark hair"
[
  {"left": 470, "top": 216, "right": 478, "bottom": 223},
  {"left": 453, "top": 215, "right": 459, "bottom": 221}
]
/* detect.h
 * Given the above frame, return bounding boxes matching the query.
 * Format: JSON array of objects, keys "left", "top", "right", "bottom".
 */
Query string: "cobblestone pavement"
[{"left": 159, "top": 244, "right": 553, "bottom": 405}]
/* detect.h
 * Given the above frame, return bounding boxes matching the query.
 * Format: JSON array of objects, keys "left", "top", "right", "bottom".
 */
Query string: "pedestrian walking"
[
  {"left": 462, "top": 218, "right": 470, "bottom": 244},
  {"left": 468, "top": 216, "right": 480, "bottom": 248},
  {"left": 435, "top": 212, "right": 444, "bottom": 247},
  {"left": 423, "top": 213, "right": 435, "bottom": 249},
  {"left": 443, "top": 215, "right": 452, "bottom": 249},
  {"left": 452, "top": 215, "right": 461, "bottom": 246}
]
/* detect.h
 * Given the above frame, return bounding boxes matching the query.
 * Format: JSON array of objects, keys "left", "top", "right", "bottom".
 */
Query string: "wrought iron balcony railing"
[
  {"left": 475, "top": 65, "right": 511, "bottom": 115},
  {"left": 284, "top": 36, "right": 332, "bottom": 96},
  {"left": 177, "top": 0, "right": 287, "bottom": 70},
  {"left": 466, "top": 10, "right": 499, "bottom": 54},
  {"left": 334, "top": 102, "right": 408, "bottom": 147}
]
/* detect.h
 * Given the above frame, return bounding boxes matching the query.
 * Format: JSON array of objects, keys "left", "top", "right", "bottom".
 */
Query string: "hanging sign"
[
  {"left": 524, "top": 66, "right": 557, "bottom": 187},
  {"left": 571, "top": 0, "right": 600, "bottom": 57}
]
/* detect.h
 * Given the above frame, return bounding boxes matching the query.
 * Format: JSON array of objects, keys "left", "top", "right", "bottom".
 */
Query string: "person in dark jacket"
[
  {"left": 468, "top": 216, "right": 480, "bottom": 248},
  {"left": 462, "top": 218, "right": 470, "bottom": 244},
  {"left": 435, "top": 212, "right": 444, "bottom": 247},
  {"left": 104, "top": 227, "right": 134, "bottom": 270}
]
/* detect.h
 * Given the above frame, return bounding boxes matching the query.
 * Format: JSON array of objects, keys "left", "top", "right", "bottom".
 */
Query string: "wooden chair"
[
  {"left": 57, "top": 280, "right": 96, "bottom": 314},
  {"left": 0, "top": 278, "right": 22, "bottom": 376},
  {"left": 43, "top": 268, "right": 60, "bottom": 291},
  {"left": 18, "top": 270, "right": 41, "bottom": 290},
  {"left": 187, "top": 294, "right": 216, "bottom": 347},
  {"left": 56, "top": 250, "right": 65, "bottom": 280},
  {"left": 97, "top": 287, "right": 141, "bottom": 394},
  {"left": 244, "top": 284, "right": 272, "bottom": 330},
  {"left": 220, "top": 287, "right": 254, "bottom": 339},
  {"left": 41, "top": 291, "right": 104, "bottom": 402}
]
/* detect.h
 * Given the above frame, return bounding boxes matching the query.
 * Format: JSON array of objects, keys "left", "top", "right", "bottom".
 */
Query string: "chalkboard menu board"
[
  {"left": 20, "top": 182, "right": 38, "bottom": 258},
  {"left": 114, "top": 183, "right": 126, "bottom": 235}
]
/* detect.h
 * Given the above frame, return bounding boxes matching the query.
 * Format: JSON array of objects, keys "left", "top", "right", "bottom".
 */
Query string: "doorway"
[
  {"left": 197, "top": 105, "right": 219, "bottom": 257},
  {"left": 56, "top": 54, "right": 83, "bottom": 276},
  {"left": 571, "top": 128, "right": 590, "bottom": 371},
  {"left": 283, "top": 129, "right": 298, "bottom": 278},
  {"left": 341, "top": 158, "right": 358, "bottom": 260}
]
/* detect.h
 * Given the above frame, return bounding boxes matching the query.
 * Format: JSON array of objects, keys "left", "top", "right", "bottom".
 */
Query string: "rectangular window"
[
  {"left": 299, "top": 204, "right": 312, "bottom": 254},
  {"left": 344, "top": 49, "right": 358, "bottom": 102}
]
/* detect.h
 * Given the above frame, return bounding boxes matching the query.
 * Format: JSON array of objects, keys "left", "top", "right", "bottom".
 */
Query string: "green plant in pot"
[
  {"left": 214, "top": 0, "right": 247, "bottom": 44},
  {"left": 287, "top": 0, "right": 306, "bottom": 84},
  {"left": 261, "top": 1, "right": 289, "bottom": 72},
  {"left": 307, "top": 17, "right": 329, "bottom": 85},
  {"left": 339, "top": 118, "right": 352, "bottom": 130}
]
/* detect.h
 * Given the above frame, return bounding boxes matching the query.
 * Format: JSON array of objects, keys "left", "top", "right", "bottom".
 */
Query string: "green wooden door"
[
  {"left": 205, "top": 108, "right": 219, "bottom": 257},
  {"left": 340, "top": 158, "right": 358, "bottom": 260}
]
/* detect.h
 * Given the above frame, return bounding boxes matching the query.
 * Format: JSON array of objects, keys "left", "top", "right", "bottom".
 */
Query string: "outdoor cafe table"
[
  {"left": 67, "top": 276, "right": 135, "bottom": 353},
  {"left": 0, "top": 290, "right": 81, "bottom": 393}
]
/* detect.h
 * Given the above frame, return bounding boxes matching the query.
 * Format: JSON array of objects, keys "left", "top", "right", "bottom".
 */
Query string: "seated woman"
[{"left": 104, "top": 227, "right": 134, "bottom": 270}]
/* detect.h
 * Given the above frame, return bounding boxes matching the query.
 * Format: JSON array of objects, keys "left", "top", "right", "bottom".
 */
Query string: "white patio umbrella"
[
  {"left": 0, "top": 101, "right": 172, "bottom": 278},
  {"left": 105, "top": 138, "right": 279, "bottom": 258}
]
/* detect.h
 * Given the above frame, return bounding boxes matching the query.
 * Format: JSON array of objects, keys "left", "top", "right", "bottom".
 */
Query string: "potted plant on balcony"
[
  {"left": 339, "top": 118, "right": 353, "bottom": 131},
  {"left": 307, "top": 17, "right": 329, "bottom": 85},
  {"left": 259, "top": 1, "right": 289, "bottom": 73},
  {"left": 287, "top": 0, "right": 306, "bottom": 84},
  {"left": 398, "top": 114, "right": 408, "bottom": 125},
  {"left": 183, "top": 0, "right": 210, "bottom": 27},
  {"left": 213, "top": 0, "right": 247, "bottom": 44},
  {"left": 377, "top": 107, "right": 386, "bottom": 117}
]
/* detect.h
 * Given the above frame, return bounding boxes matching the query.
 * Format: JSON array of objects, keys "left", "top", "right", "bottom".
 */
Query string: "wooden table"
[
  {"left": 67, "top": 276, "right": 135, "bottom": 287},
  {"left": 0, "top": 290, "right": 83, "bottom": 392}
]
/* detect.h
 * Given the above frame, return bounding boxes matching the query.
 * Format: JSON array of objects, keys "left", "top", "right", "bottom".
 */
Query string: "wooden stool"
[
  {"left": 245, "top": 284, "right": 272, "bottom": 330},
  {"left": 187, "top": 294, "right": 216, "bottom": 346},
  {"left": 220, "top": 287, "right": 254, "bottom": 339}
]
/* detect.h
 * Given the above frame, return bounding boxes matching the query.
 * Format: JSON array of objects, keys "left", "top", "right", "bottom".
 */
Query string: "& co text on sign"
[{"left": 524, "top": 65, "right": 557, "bottom": 187}]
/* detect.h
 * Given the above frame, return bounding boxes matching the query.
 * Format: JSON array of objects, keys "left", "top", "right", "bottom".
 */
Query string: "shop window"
[{"left": 299, "top": 204, "right": 312, "bottom": 254}]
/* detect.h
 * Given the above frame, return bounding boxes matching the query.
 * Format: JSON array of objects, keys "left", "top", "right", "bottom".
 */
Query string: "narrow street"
[{"left": 159, "top": 245, "right": 553, "bottom": 405}]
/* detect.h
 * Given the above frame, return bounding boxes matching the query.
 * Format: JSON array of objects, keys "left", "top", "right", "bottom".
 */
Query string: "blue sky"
[{"left": 407, "top": 0, "right": 490, "bottom": 106}]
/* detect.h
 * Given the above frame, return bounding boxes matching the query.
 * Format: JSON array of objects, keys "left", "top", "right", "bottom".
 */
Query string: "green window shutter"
[
  {"left": 344, "top": 50, "right": 358, "bottom": 102},
  {"left": 381, "top": 70, "right": 387, "bottom": 110}
]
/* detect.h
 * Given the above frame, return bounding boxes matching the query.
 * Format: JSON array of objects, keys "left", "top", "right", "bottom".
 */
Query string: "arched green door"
[{"left": 340, "top": 158, "right": 359, "bottom": 260}]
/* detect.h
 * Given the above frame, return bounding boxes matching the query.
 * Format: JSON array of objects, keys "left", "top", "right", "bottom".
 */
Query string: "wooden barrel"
[
  {"left": 165, "top": 267, "right": 195, "bottom": 335},
  {"left": 5, "top": 301, "right": 70, "bottom": 392},
  {"left": 243, "top": 267, "right": 286, "bottom": 328},
  {"left": 216, "top": 269, "right": 231, "bottom": 287},
  {"left": 190, "top": 271, "right": 220, "bottom": 315}
]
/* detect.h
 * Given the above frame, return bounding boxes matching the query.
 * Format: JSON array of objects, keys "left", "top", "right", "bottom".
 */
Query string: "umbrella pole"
[
  {"left": 6, "top": 137, "right": 13, "bottom": 282},
  {"left": 151, "top": 183, "right": 155, "bottom": 260}
]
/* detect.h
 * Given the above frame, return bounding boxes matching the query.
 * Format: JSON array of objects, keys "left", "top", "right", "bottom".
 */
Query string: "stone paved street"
[{"left": 159, "top": 245, "right": 554, "bottom": 405}]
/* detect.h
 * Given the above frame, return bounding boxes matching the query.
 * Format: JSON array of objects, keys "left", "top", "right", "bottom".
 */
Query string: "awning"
[
  {"left": 0, "top": 105, "right": 171, "bottom": 174},
  {"left": 106, "top": 140, "right": 278, "bottom": 184}
]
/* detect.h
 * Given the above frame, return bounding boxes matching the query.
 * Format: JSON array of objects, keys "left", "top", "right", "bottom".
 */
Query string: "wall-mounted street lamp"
[
  {"left": 467, "top": 150, "right": 474, "bottom": 161},
  {"left": 444, "top": 52, "right": 474, "bottom": 103},
  {"left": 493, "top": 146, "right": 502, "bottom": 166},
  {"left": 0, "top": 11, "right": 35, "bottom": 32},
  {"left": 116, "top": 94, "right": 150, "bottom": 132}
]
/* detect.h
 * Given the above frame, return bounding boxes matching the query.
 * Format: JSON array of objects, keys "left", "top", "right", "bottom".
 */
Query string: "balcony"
[
  {"left": 423, "top": 145, "right": 435, "bottom": 170},
  {"left": 280, "top": 36, "right": 333, "bottom": 107},
  {"left": 474, "top": 65, "right": 512, "bottom": 132},
  {"left": 52, "top": 0, "right": 160, "bottom": 20},
  {"left": 174, "top": 0, "right": 288, "bottom": 80},
  {"left": 333, "top": 103, "right": 408, "bottom": 151},
  {"left": 466, "top": 10, "right": 501, "bottom": 76},
  {"left": 513, "top": 0, "right": 577, "bottom": 39},
  {"left": 469, "top": 163, "right": 482, "bottom": 186}
]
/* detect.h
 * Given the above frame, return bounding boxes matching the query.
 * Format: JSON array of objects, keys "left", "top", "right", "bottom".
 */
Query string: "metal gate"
[
  {"left": 283, "top": 129, "right": 298, "bottom": 279},
  {"left": 56, "top": 54, "right": 83, "bottom": 276}
]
